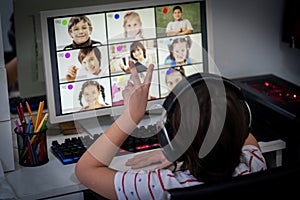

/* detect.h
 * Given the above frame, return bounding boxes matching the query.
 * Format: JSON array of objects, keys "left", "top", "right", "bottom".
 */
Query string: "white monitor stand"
[{"left": 0, "top": 15, "right": 15, "bottom": 172}]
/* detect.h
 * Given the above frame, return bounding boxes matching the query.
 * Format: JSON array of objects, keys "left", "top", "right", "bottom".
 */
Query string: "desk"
[{"left": 5, "top": 119, "right": 286, "bottom": 200}]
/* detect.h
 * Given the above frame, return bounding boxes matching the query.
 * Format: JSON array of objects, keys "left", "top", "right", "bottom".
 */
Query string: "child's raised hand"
[
  {"left": 122, "top": 61, "right": 154, "bottom": 124},
  {"left": 66, "top": 65, "right": 78, "bottom": 82}
]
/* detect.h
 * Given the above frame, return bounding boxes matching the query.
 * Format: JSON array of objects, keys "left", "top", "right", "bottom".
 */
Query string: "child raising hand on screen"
[{"left": 66, "top": 47, "right": 104, "bottom": 82}]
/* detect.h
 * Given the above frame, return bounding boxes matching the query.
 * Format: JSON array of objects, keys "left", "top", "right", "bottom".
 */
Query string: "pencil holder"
[{"left": 14, "top": 126, "right": 49, "bottom": 167}]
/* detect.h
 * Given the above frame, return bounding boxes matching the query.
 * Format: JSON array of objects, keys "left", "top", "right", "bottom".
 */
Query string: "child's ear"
[
  {"left": 68, "top": 31, "right": 73, "bottom": 38},
  {"left": 89, "top": 26, "right": 93, "bottom": 34}
]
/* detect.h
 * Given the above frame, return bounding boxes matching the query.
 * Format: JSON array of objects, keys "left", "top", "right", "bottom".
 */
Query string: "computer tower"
[{"left": 234, "top": 74, "right": 300, "bottom": 167}]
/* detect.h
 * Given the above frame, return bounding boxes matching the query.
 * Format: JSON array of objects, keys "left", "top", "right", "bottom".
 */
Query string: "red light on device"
[{"left": 264, "top": 82, "right": 270, "bottom": 87}]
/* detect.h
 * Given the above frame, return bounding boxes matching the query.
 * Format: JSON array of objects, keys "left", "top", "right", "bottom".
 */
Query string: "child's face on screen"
[
  {"left": 124, "top": 17, "right": 141, "bottom": 37},
  {"left": 173, "top": 9, "right": 182, "bottom": 21},
  {"left": 172, "top": 42, "right": 188, "bottom": 63},
  {"left": 82, "top": 50, "right": 101, "bottom": 75},
  {"left": 166, "top": 70, "right": 183, "bottom": 91},
  {"left": 83, "top": 85, "right": 100, "bottom": 106},
  {"left": 69, "top": 20, "right": 92, "bottom": 45},
  {"left": 132, "top": 46, "right": 144, "bottom": 61}
]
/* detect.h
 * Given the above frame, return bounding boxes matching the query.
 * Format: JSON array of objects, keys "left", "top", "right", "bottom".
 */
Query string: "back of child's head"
[
  {"left": 169, "top": 36, "right": 192, "bottom": 60},
  {"left": 68, "top": 15, "right": 92, "bottom": 32},
  {"left": 165, "top": 73, "right": 250, "bottom": 182},
  {"left": 78, "top": 47, "right": 101, "bottom": 64}
]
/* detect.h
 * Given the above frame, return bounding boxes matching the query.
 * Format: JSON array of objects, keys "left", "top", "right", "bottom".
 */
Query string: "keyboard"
[
  {"left": 9, "top": 95, "right": 47, "bottom": 114},
  {"left": 51, "top": 124, "right": 160, "bottom": 165}
]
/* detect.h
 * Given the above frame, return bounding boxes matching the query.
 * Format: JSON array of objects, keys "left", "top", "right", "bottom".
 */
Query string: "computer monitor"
[{"left": 40, "top": 0, "right": 212, "bottom": 125}]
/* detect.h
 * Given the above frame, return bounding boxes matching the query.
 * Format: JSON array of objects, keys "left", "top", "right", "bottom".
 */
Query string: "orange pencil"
[{"left": 26, "top": 101, "right": 35, "bottom": 128}]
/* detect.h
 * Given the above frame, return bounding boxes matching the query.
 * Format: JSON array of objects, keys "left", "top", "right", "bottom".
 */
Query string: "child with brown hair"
[{"left": 64, "top": 15, "right": 101, "bottom": 50}]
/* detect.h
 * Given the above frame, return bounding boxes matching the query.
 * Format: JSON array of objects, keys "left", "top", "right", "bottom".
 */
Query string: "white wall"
[{"left": 211, "top": 0, "right": 300, "bottom": 85}]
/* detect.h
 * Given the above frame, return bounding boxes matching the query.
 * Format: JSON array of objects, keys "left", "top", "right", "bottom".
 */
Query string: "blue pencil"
[{"left": 26, "top": 119, "right": 32, "bottom": 134}]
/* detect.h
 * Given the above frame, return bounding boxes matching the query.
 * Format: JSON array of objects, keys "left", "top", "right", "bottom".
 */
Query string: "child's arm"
[
  {"left": 179, "top": 28, "right": 193, "bottom": 35},
  {"left": 75, "top": 64, "right": 154, "bottom": 199},
  {"left": 244, "top": 133, "right": 261, "bottom": 150},
  {"left": 119, "top": 63, "right": 130, "bottom": 73},
  {"left": 166, "top": 28, "right": 181, "bottom": 36}
]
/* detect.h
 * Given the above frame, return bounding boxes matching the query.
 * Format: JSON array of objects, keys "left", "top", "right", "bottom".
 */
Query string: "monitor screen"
[{"left": 40, "top": 0, "right": 210, "bottom": 124}]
